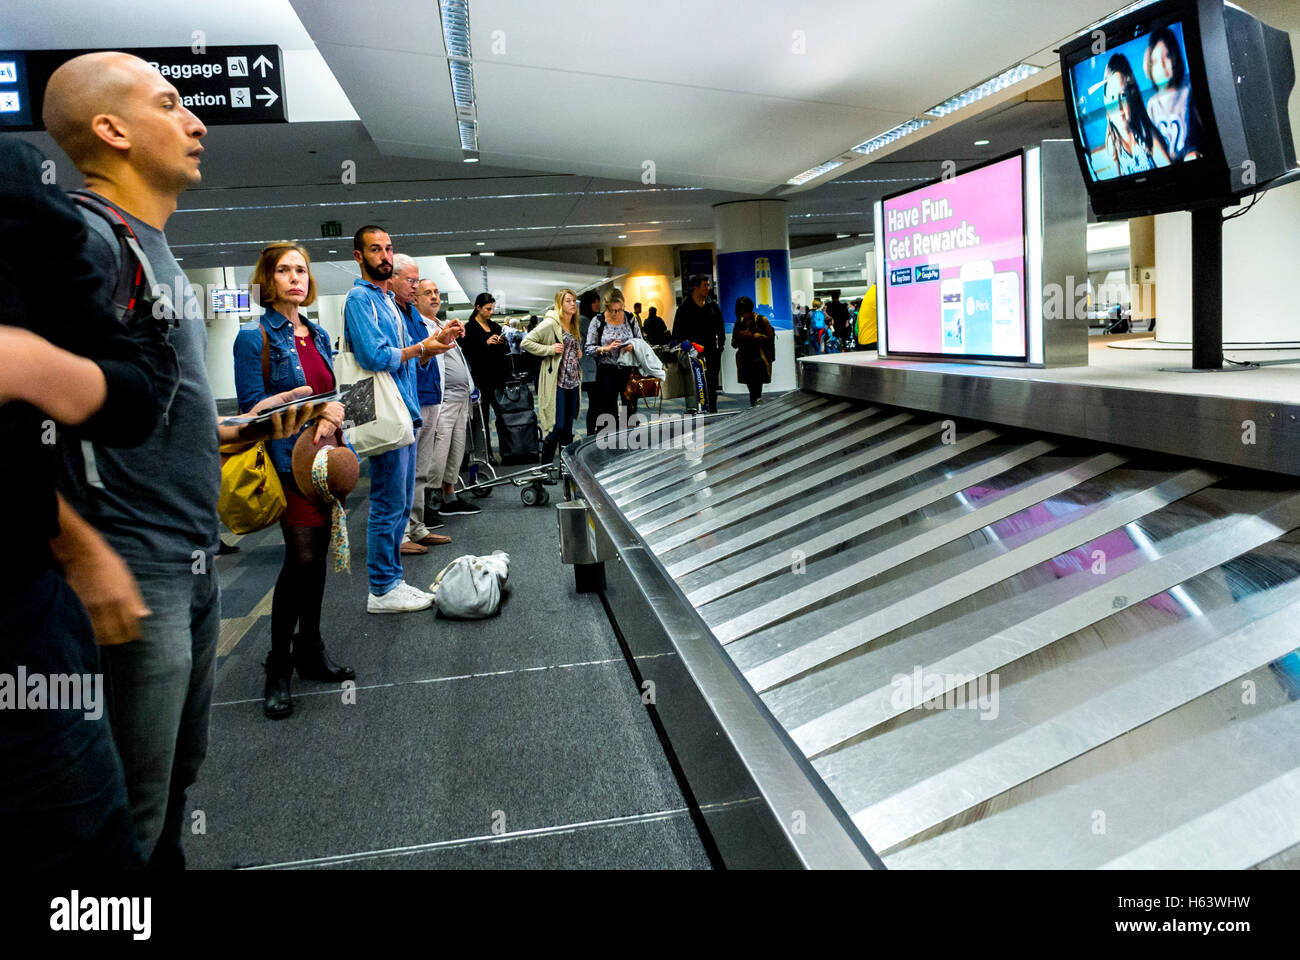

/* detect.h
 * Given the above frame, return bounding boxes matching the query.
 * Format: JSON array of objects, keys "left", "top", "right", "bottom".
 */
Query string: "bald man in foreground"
[{"left": 45, "top": 52, "right": 227, "bottom": 868}]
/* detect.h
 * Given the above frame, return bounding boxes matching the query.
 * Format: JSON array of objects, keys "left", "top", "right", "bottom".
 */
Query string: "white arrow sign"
[
  {"left": 252, "top": 54, "right": 273, "bottom": 77},
  {"left": 255, "top": 86, "right": 278, "bottom": 108}
]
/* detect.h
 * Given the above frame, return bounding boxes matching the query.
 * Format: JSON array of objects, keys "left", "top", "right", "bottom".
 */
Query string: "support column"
[{"left": 712, "top": 199, "right": 796, "bottom": 394}]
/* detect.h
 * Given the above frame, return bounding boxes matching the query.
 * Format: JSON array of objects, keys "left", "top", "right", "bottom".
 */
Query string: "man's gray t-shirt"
[
  {"left": 437, "top": 332, "right": 472, "bottom": 405},
  {"left": 77, "top": 193, "right": 220, "bottom": 568}
]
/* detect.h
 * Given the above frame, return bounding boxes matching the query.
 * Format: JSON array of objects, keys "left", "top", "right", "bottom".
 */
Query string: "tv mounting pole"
[{"left": 1190, "top": 205, "right": 1224, "bottom": 371}]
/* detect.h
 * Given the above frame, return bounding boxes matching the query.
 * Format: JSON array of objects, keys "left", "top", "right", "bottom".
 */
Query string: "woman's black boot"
[
  {"left": 263, "top": 652, "right": 293, "bottom": 720},
  {"left": 293, "top": 634, "right": 356, "bottom": 683}
]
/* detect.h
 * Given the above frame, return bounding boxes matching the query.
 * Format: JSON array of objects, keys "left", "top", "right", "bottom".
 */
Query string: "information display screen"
[
  {"left": 210, "top": 289, "right": 251, "bottom": 313},
  {"left": 880, "top": 153, "right": 1027, "bottom": 361},
  {"left": 1067, "top": 20, "right": 1205, "bottom": 182}
]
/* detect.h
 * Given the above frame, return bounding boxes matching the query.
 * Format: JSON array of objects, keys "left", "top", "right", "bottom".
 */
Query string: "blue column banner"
[{"left": 717, "top": 249, "right": 792, "bottom": 332}]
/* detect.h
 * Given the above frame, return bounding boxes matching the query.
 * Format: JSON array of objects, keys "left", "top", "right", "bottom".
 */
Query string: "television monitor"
[
  {"left": 876, "top": 152, "right": 1028, "bottom": 362},
  {"left": 210, "top": 288, "right": 251, "bottom": 314},
  {"left": 1060, "top": 0, "right": 1296, "bottom": 219}
]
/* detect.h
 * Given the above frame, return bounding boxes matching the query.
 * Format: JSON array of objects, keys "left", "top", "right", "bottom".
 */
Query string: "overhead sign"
[{"left": 0, "top": 45, "right": 287, "bottom": 130}]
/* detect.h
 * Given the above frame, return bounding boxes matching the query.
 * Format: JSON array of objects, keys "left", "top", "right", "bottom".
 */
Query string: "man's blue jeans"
[
  {"left": 367, "top": 442, "right": 417, "bottom": 595},
  {"left": 101, "top": 561, "right": 219, "bottom": 867},
  {"left": 1, "top": 569, "right": 142, "bottom": 868}
]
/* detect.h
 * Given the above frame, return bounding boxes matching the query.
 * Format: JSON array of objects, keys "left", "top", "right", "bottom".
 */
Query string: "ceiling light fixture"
[
  {"left": 439, "top": 0, "right": 480, "bottom": 161},
  {"left": 787, "top": 159, "right": 845, "bottom": 186},
  {"left": 925, "top": 63, "right": 1041, "bottom": 119},
  {"left": 974, "top": 139, "right": 991, "bottom": 146}
]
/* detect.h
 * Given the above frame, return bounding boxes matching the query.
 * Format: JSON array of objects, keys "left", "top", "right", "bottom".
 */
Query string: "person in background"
[
  {"left": 460, "top": 292, "right": 509, "bottom": 463},
  {"left": 642, "top": 306, "right": 669, "bottom": 346},
  {"left": 731, "top": 296, "right": 775, "bottom": 407},
  {"left": 388, "top": 254, "right": 457, "bottom": 556},
  {"left": 671, "top": 275, "right": 726, "bottom": 412},
  {"left": 809, "top": 298, "right": 828, "bottom": 354},
  {"left": 632, "top": 302, "right": 643, "bottom": 323},
  {"left": 404, "top": 275, "right": 466, "bottom": 547},
  {"left": 585, "top": 288, "right": 642, "bottom": 432},
  {"left": 234, "top": 242, "right": 354, "bottom": 719},
  {"left": 826, "top": 291, "right": 850, "bottom": 345},
  {"left": 579, "top": 291, "right": 601, "bottom": 435},
  {"left": 420, "top": 284, "right": 482, "bottom": 519},
  {"left": 524, "top": 288, "right": 583, "bottom": 463},
  {"left": 344, "top": 226, "right": 443, "bottom": 615},
  {"left": 857, "top": 285, "right": 878, "bottom": 351}
]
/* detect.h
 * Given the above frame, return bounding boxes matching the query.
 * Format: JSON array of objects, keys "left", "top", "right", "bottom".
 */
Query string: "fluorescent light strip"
[
  {"left": 440, "top": 0, "right": 478, "bottom": 153},
  {"left": 787, "top": 160, "right": 845, "bottom": 186},
  {"left": 924, "top": 63, "right": 1042, "bottom": 118},
  {"left": 851, "top": 117, "right": 932, "bottom": 156},
  {"left": 174, "top": 186, "right": 704, "bottom": 216},
  {"left": 170, "top": 219, "right": 696, "bottom": 250}
]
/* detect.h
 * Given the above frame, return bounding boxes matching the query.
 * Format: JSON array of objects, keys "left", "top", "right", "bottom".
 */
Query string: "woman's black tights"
[{"left": 270, "top": 524, "right": 330, "bottom": 661}]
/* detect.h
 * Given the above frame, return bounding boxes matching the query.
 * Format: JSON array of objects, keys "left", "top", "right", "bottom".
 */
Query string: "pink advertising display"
[{"left": 881, "top": 153, "right": 1027, "bottom": 360}]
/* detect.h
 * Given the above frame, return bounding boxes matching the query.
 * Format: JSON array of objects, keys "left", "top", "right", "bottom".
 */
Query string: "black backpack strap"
[{"left": 69, "top": 190, "right": 170, "bottom": 324}]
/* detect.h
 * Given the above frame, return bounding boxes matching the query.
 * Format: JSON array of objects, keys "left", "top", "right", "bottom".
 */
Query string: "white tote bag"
[
  {"left": 429, "top": 551, "right": 510, "bottom": 619},
  {"left": 337, "top": 301, "right": 415, "bottom": 459}
]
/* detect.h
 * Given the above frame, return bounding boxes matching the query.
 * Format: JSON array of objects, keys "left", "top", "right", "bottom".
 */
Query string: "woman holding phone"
[
  {"left": 460, "top": 292, "right": 510, "bottom": 463},
  {"left": 234, "top": 242, "right": 356, "bottom": 720}
]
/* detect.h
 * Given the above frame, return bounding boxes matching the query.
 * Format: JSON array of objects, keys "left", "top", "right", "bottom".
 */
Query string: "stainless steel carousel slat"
[
  {"left": 882, "top": 693, "right": 1300, "bottom": 868},
  {"left": 641, "top": 422, "right": 962, "bottom": 546},
  {"left": 598, "top": 393, "right": 824, "bottom": 486},
  {"left": 663, "top": 432, "right": 1029, "bottom": 576},
  {"left": 601, "top": 395, "right": 829, "bottom": 491},
  {"left": 691, "top": 451, "right": 1126, "bottom": 609},
  {"left": 1100, "top": 766, "right": 1300, "bottom": 870},
  {"left": 841, "top": 574, "right": 1300, "bottom": 851},
  {"left": 624, "top": 410, "right": 897, "bottom": 518},
  {"left": 738, "top": 467, "right": 1219, "bottom": 688},
  {"left": 788, "top": 500, "right": 1300, "bottom": 759}
]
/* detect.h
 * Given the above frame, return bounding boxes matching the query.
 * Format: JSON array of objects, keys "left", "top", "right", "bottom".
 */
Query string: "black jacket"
[
  {"left": 0, "top": 136, "right": 158, "bottom": 585},
  {"left": 672, "top": 297, "right": 726, "bottom": 356}
]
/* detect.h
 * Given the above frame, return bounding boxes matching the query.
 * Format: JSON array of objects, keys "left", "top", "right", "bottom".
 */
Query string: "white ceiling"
[
  {"left": 7, "top": 0, "right": 1176, "bottom": 272},
  {"left": 292, "top": 0, "right": 1126, "bottom": 191}
]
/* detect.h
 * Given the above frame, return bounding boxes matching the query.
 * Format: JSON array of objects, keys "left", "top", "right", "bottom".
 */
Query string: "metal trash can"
[{"left": 557, "top": 499, "right": 612, "bottom": 592}]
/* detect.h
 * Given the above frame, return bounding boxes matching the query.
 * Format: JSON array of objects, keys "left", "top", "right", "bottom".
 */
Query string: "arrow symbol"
[
  {"left": 255, "top": 86, "right": 279, "bottom": 108},
  {"left": 252, "top": 54, "right": 273, "bottom": 77}
]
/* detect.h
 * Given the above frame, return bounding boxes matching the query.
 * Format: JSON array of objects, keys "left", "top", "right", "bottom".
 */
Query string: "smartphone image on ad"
[
  {"left": 992, "top": 270, "right": 1023, "bottom": 357},
  {"left": 941, "top": 278, "right": 964, "bottom": 352},
  {"left": 960, "top": 260, "right": 994, "bottom": 356}
]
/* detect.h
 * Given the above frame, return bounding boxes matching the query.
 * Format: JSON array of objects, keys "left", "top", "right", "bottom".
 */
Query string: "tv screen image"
[
  {"left": 1069, "top": 21, "right": 1205, "bottom": 183},
  {"left": 880, "top": 153, "right": 1027, "bottom": 361}
]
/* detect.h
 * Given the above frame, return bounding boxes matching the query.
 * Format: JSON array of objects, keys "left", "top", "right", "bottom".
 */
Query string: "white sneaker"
[
  {"left": 367, "top": 584, "right": 434, "bottom": 614},
  {"left": 397, "top": 581, "right": 436, "bottom": 604}
]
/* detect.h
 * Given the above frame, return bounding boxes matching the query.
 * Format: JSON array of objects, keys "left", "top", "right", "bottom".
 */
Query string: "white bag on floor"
[{"left": 430, "top": 551, "right": 510, "bottom": 619}]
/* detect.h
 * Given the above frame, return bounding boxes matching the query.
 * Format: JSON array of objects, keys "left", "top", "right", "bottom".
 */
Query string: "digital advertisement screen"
[
  {"left": 881, "top": 153, "right": 1027, "bottom": 360},
  {"left": 1068, "top": 20, "right": 1205, "bottom": 182}
]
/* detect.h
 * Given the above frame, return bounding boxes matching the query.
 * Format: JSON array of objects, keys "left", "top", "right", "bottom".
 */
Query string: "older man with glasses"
[{"left": 390, "top": 254, "right": 459, "bottom": 553}]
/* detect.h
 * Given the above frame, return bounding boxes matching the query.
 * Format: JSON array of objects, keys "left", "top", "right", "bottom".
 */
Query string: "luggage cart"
[
  {"left": 459, "top": 460, "right": 567, "bottom": 506},
  {"left": 457, "top": 397, "right": 497, "bottom": 498}
]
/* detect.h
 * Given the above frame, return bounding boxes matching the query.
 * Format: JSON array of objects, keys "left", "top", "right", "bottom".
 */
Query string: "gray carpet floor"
[{"left": 192, "top": 443, "right": 714, "bottom": 869}]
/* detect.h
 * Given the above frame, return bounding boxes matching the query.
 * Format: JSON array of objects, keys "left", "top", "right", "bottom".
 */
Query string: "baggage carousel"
[{"left": 562, "top": 351, "right": 1300, "bottom": 869}]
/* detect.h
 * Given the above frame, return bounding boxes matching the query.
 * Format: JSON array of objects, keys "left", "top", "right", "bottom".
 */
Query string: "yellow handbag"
[
  {"left": 218, "top": 439, "right": 286, "bottom": 534},
  {"left": 218, "top": 328, "right": 285, "bottom": 534}
]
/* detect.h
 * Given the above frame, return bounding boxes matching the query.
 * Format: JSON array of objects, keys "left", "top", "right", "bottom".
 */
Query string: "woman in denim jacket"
[{"left": 234, "top": 242, "right": 355, "bottom": 719}]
